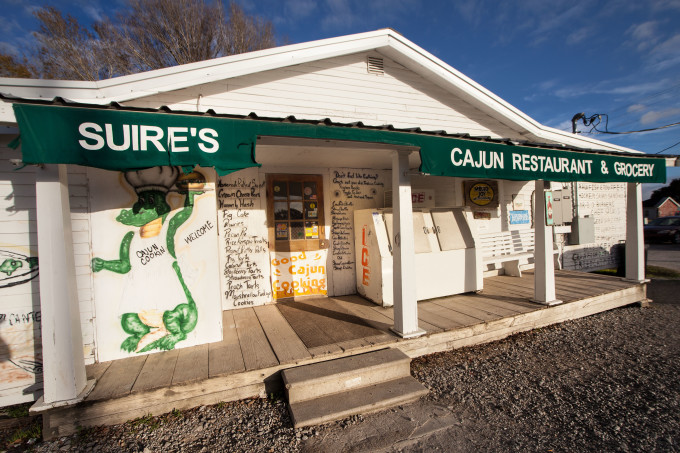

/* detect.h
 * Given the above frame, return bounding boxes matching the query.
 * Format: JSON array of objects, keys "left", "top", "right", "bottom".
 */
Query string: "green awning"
[{"left": 13, "top": 103, "right": 666, "bottom": 182}]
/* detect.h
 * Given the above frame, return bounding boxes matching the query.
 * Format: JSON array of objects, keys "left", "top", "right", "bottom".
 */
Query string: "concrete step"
[
  {"left": 282, "top": 348, "right": 412, "bottom": 404},
  {"left": 288, "top": 375, "right": 428, "bottom": 428}
]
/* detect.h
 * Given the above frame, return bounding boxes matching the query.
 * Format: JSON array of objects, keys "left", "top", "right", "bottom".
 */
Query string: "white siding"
[
  {"left": 410, "top": 174, "right": 458, "bottom": 208},
  {"left": 125, "top": 52, "right": 520, "bottom": 139},
  {"left": 501, "top": 180, "right": 535, "bottom": 232},
  {"left": 0, "top": 138, "right": 95, "bottom": 406}
]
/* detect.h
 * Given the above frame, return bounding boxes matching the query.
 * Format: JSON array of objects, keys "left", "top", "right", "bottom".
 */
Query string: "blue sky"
[{"left": 1, "top": 0, "right": 679, "bottom": 197}]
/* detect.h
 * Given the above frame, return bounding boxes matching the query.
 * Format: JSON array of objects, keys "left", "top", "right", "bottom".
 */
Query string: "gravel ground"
[{"left": 3, "top": 280, "right": 679, "bottom": 452}]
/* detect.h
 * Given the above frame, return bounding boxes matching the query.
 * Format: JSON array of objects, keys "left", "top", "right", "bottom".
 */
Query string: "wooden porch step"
[
  {"left": 288, "top": 376, "right": 428, "bottom": 428},
  {"left": 281, "top": 348, "right": 427, "bottom": 428}
]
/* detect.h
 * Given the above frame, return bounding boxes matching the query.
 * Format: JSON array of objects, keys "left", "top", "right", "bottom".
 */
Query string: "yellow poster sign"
[{"left": 270, "top": 251, "right": 327, "bottom": 299}]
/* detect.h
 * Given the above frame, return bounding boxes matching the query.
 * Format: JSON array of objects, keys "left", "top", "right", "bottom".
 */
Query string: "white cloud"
[
  {"left": 453, "top": 0, "right": 485, "bottom": 28},
  {"left": 640, "top": 108, "right": 680, "bottom": 125},
  {"left": 82, "top": 5, "right": 104, "bottom": 22},
  {"left": 566, "top": 25, "right": 596, "bottom": 45},
  {"left": 546, "top": 119, "right": 574, "bottom": 132},
  {"left": 284, "top": 0, "right": 318, "bottom": 20},
  {"left": 626, "top": 21, "right": 660, "bottom": 51},
  {"left": 650, "top": 0, "right": 680, "bottom": 11},
  {"left": 321, "top": 0, "right": 358, "bottom": 30},
  {"left": 650, "top": 33, "right": 680, "bottom": 60},
  {"left": 316, "top": 0, "right": 421, "bottom": 32},
  {"left": 627, "top": 104, "right": 647, "bottom": 113},
  {"left": 0, "top": 42, "right": 19, "bottom": 55},
  {"left": 554, "top": 78, "right": 674, "bottom": 99}
]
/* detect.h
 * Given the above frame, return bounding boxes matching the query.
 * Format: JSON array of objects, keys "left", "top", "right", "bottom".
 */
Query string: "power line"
[
  {"left": 656, "top": 139, "right": 680, "bottom": 154},
  {"left": 572, "top": 113, "right": 680, "bottom": 135},
  {"left": 559, "top": 81, "right": 680, "bottom": 133},
  {"left": 594, "top": 120, "right": 680, "bottom": 134}
]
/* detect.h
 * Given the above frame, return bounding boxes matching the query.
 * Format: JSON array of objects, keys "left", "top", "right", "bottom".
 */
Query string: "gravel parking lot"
[{"left": 4, "top": 279, "right": 679, "bottom": 452}]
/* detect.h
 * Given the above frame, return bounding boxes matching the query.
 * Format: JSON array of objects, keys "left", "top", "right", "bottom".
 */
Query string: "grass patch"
[
  {"left": 592, "top": 265, "right": 680, "bottom": 279},
  {"left": 130, "top": 413, "right": 160, "bottom": 431},
  {"left": 646, "top": 265, "right": 680, "bottom": 279},
  {"left": 7, "top": 419, "right": 41, "bottom": 444},
  {"left": 1, "top": 418, "right": 42, "bottom": 449},
  {"left": 3, "top": 404, "right": 30, "bottom": 419},
  {"left": 592, "top": 268, "right": 617, "bottom": 276}
]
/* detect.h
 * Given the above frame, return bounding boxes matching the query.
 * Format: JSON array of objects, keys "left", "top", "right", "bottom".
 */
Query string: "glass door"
[{"left": 267, "top": 174, "right": 325, "bottom": 252}]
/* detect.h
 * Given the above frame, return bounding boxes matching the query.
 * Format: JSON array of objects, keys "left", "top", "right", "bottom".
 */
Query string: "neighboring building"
[
  {"left": 0, "top": 30, "right": 668, "bottom": 419},
  {"left": 643, "top": 196, "right": 680, "bottom": 222}
]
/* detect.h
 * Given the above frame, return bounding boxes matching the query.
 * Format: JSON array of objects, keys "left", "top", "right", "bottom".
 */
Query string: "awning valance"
[{"left": 13, "top": 103, "right": 666, "bottom": 182}]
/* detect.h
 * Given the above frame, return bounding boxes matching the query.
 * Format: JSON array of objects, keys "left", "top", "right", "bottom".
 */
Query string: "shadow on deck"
[{"left": 42, "top": 270, "right": 646, "bottom": 438}]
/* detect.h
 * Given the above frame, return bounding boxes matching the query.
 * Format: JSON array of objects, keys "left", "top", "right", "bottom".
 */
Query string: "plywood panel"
[
  {"left": 433, "top": 298, "right": 502, "bottom": 322},
  {"left": 376, "top": 305, "right": 443, "bottom": 334},
  {"left": 417, "top": 302, "right": 464, "bottom": 330},
  {"left": 133, "top": 349, "right": 179, "bottom": 392},
  {"left": 172, "top": 344, "right": 209, "bottom": 385},
  {"left": 208, "top": 310, "right": 245, "bottom": 377},
  {"left": 254, "top": 304, "right": 311, "bottom": 364},
  {"left": 330, "top": 295, "right": 394, "bottom": 333},
  {"left": 88, "top": 355, "right": 147, "bottom": 401},
  {"left": 278, "top": 297, "right": 384, "bottom": 349},
  {"left": 232, "top": 308, "right": 278, "bottom": 370}
]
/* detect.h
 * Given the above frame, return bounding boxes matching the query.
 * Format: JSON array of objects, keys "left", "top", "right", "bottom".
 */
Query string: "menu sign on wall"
[{"left": 216, "top": 168, "right": 272, "bottom": 309}]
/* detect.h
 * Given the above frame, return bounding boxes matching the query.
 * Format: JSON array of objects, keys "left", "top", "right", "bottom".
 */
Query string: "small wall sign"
[
  {"left": 464, "top": 180, "right": 499, "bottom": 208},
  {"left": 411, "top": 189, "right": 435, "bottom": 208},
  {"left": 545, "top": 190, "right": 554, "bottom": 226},
  {"left": 512, "top": 194, "right": 525, "bottom": 210},
  {"left": 509, "top": 210, "right": 530, "bottom": 225}
]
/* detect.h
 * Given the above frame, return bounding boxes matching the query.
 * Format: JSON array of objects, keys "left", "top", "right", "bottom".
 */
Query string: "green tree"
[
  {"left": 0, "top": 0, "right": 276, "bottom": 81},
  {"left": 648, "top": 178, "right": 680, "bottom": 205}
]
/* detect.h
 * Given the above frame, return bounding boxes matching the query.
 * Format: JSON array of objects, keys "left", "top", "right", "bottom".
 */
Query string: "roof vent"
[{"left": 367, "top": 56, "right": 384, "bottom": 75}]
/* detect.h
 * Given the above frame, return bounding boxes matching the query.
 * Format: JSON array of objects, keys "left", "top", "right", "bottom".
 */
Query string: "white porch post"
[
  {"left": 391, "top": 150, "right": 424, "bottom": 338},
  {"left": 625, "top": 182, "right": 647, "bottom": 282},
  {"left": 534, "top": 180, "right": 562, "bottom": 306},
  {"left": 35, "top": 165, "right": 88, "bottom": 405}
]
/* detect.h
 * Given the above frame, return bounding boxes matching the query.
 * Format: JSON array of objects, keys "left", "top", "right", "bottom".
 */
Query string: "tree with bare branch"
[{"left": 0, "top": 0, "right": 277, "bottom": 81}]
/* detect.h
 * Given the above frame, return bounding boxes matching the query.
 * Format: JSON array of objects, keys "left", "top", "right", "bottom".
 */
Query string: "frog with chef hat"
[{"left": 92, "top": 166, "right": 206, "bottom": 353}]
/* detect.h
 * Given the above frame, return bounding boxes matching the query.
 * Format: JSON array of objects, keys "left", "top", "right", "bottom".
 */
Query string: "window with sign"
[{"left": 267, "top": 174, "right": 325, "bottom": 252}]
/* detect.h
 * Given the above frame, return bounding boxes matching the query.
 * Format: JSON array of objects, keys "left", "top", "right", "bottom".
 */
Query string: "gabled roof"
[
  {"left": 0, "top": 29, "right": 641, "bottom": 154},
  {"left": 644, "top": 196, "right": 680, "bottom": 208}
]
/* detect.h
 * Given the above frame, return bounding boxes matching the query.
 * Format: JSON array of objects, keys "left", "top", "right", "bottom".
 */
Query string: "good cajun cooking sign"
[{"left": 270, "top": 251, "right": 327, "bottom": 300}]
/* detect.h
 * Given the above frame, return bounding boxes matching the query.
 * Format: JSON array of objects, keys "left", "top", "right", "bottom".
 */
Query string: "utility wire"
[
  {"left": 559, "top": 81, "right": 680, "bottom": 133},
  {"left": 593, "top": 120, "right": 680, "bottom": 134},
  {"left": 655, "top": 139, "right": 680, "bottom": 154},
  {"left": 573, "top": 113, "right": 680, "bottom": 135}
]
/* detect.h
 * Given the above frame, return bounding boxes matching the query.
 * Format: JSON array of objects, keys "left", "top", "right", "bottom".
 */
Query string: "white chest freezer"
[{"left": 354, "top": 207, "right": 482, "bottom": 307}]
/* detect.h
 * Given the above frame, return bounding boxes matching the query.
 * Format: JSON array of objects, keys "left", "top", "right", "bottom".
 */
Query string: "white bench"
[{"left": 479, "top": 230, "right": 559, "bottom": 277}]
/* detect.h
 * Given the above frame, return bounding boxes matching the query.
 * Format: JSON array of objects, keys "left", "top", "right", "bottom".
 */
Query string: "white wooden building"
[{"left": 0, "top": 29, "right": 672, "bottom": 419}]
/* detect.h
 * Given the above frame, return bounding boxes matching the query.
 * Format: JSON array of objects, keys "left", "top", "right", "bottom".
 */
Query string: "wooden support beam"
[
  {"left": 533, "top": 180, "right": 561, "bottom": 306},
  {"left": 34, "top": 165, "right": 89, "bottom": 405},
  {"left": 625, "top": 182, "right": 647, "bottom": 283},
  {"left": 390, "top": 150, "right": 425, "bottom": 338}
]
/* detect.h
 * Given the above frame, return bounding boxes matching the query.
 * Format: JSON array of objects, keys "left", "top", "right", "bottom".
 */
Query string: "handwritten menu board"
[
  {"left": 563, "top": 182, "right": 626, "bottom": 271},
  {"left": 217, "top": 168, "right": 272, "bottom": 309},
  {"left": 329, "top": 168, "right": 387, "bottom": 295}
]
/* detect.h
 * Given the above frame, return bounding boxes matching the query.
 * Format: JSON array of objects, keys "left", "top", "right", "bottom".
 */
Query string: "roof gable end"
[{"left": 0, "top": 29, "right": 642, "bottom": 153}]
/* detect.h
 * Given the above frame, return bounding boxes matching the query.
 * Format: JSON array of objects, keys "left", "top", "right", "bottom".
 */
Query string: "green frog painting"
[{"left": 91, "top": 166, "right": 207, "bottom": 353}]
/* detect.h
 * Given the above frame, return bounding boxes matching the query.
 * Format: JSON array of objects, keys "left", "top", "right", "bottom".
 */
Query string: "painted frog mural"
[
  {"left": 0, "top": 251, "right": 39, "bottom": 289},
  {"left": 91, "top": 166, "right": 207, "bottom": 353}
]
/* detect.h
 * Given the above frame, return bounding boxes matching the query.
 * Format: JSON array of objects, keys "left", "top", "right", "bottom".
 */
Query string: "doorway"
[{"left": 266, "top": 174, "right": 328, "bottom": 300}]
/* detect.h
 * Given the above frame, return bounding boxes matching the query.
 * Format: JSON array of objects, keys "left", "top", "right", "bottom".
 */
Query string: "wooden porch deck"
[{"left": 43, "top": 270, "right": 646, "bottom": 438}]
